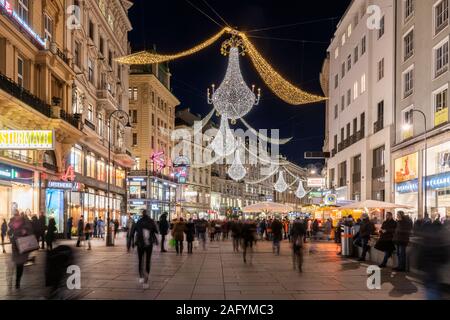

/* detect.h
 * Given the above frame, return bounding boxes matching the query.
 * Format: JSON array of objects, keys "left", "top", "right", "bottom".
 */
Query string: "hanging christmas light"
[
  {"left": 295, "top": 180, "right": 307, "bottom": 199},
  {"left": 207, "top": 37, "right": 260, "bottom": 123},
  {"left": 274, "top": 171, "right": 288, "bottom": 193},
  {"left": 227, "top": 147, "right": 247, "bottom": 181},
  {"left": 210, "top": 116, "right": 236, "bottom": 157}
]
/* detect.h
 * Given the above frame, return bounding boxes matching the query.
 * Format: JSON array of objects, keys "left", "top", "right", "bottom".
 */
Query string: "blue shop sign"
[
  {"left": 396, "top": 179, "right": 419, "bottom": 194},
  {"left": 396, "top": 171, "right": 450, "bottom": 193}
]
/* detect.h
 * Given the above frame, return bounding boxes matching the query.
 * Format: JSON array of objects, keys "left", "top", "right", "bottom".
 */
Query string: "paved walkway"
[{"left": 0, "top": 234, "right": 441, "bottom": 300}]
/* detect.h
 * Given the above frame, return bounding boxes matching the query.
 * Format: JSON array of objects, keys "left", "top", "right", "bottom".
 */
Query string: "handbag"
[
  {"left": 16, "top": 235, "right": 39, "bottom": 254},
  {"left": 169, "top": 238, "right": 176, "bottom": 248}
]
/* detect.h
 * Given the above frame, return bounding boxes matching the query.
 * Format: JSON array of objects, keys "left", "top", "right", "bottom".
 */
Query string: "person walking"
[
  {"left": 291, "top": 218, "right": 306, "bottom": 272},
  {"left": 357, "top": 214, "right": 375, "bottom": 262},
  {"left": 126, "top": 214, "right": 135, "bottom": 252},
  {"left": 393, "top": 211, "right": 413, "bottom": 272},
  {"left": 195, "top": 218, "right": 208, "bottom": 250},
  {"left": 271, "top": 218, "right": 283, "bottom": 255},
  {"left": 130, "top": 210, "right": 158, "bottom": 288},
  {"left": 76, "top": 216, "right": 84, "bottom": 247},
  {"left": 8, "top": 210, "right": 34, "bottom": 289},
  {"left": 66, "top": 216, "right": 73, "bottom": 240},
  {"left": 98, "top": 217, "right": 105, "bottom": 239},
  {"left": 172, "top": 218, "right": 186, "bottom": 255},
  {"left": 185, "top": 218, "right": 195, "bottom": 254},
  {"left": 231, "top": 218, "right": 242, "bottom": 252},
  {"left": 45, "top": 218, "right": 57, "bottom": 251},
  {"left": 324, "top": 218, "right": 332, "bottom": 241},
  {"left": 38, "top": 211, "right": 47, "bottom": 250},
  {"left": 84, "top": 222, "right": 92, "bottom": 250},
  {"left": 113, "top": 219, "right": 119, "bottom": 239},
  {"left": 158, "top": 212, "right": 169, "bottom": 253},
  {"left": 208, "top": 220, "right": 215, "bottom": 242},
  {"left": 241, "top": 221, "right": 257, "bottom": 264},
  {"left": 2, "top": 219, "right": 8, "bottom": 253},
  {"left": 375, "top": 212, "right": 397, "bottom": 268},
  {"left": 93, "top": 217, "right": 98, "bottom": 238},
  {"left": 306, "top": 218, "right": 312, "bottom": 241}
]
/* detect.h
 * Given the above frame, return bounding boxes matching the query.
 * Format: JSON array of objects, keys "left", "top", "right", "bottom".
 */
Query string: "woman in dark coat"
[
  {"left": 393, "top": 211, "right": 413, "bottom": 272},
  {"left": 375, "top": 212, "right": 397, "bottom": 268},
  {"left": 271, "top": 218, "right": 283, "bottom": 255},
  {"left": 184, "top": 218, "right": 195, "bottom": 254},
  {"left": 172, "top": 218, "right": 186, "bottom": 255},
  {"left": 158, "top": 213, "right": 169, "bottom": 252},
  {"left": 45, "top": 218, "right": 57, "bottom": 251}
]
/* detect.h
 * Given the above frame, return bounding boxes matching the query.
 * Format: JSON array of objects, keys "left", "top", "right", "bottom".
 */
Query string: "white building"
[{"left": 324, "top": 0, "right": 395, "bottom": 203}]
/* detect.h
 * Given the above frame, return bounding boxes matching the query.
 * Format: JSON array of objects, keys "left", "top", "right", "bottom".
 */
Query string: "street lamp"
[
  {"left": 402, "top": 109, "right": 428, "bottom": 219},
  {"left": 106, "top": 109, "right": 132, "bottom": 246}
]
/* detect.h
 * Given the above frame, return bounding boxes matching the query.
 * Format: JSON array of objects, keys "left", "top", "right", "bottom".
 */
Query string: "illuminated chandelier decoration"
[
  {"left": 210, "top": 116, "right": 236, "bottom": 157},
  {"left": 227, "top": 143, "right": 247, "bottom": 181},
  {"left": 274, "top": 171, "right": 288, "bottom": 193},
  {"left": 295, "top": 180, "right": 307, "bottom": 199},
  {"left": 207, "top": 37, "right": 261, "bottom": 124}
]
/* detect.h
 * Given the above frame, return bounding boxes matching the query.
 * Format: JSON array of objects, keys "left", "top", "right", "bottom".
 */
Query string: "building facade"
[
  {"left": 68, "top": 0, "right": 134, "bottom": 227},
  {"left": 392, "top": 0, "right": 450, "bottom": 221},
  {"left": 324, "top": 0, "right": 395, "bottom": 204},
  {"left": 126, "top": 63, "right": 179, "bottom": 220},
  {"left": 0, "top": 0, "right": 83, "bottom": 232}
]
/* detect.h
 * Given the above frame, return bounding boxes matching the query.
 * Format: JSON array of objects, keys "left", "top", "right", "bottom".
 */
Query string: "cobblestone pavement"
[{"left": 0, "top": 234, "right": 442, "bottom": 300}]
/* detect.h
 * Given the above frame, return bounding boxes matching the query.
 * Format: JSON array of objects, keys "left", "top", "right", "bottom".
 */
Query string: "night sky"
[{"left": 128, "top": 0, "right": 351, "bottom": 169}]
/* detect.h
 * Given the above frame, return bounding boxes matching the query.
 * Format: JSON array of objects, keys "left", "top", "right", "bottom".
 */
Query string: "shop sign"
[
  {"left": 396, "top": 171, "right": 450, "bottom": 194},
  {"left": 394, "top": 153, "right": 418, "bottom": 183},
  {"left": 0, "top": 164, "right": 33, "bottom": 181},
  {"left": 47, "top": 180, "right": 82, "bottom": 191},
  {"left": 307, "top": 178, "right": 325, "bottom": 188},
  {"left": 0, "top": 130, "right": 54, "bottom": 150},
  {"left": 0, "top": 0, "right": 46, "bottom": 47},
  {"left": 324, "top": 194, "right": 337, "bottom": 206},
  {"left": 151, "top": 204, "right": 159, "bottom": 210},
  {"left": 151, "top": 151, "right": 166, "bottom": 172}
]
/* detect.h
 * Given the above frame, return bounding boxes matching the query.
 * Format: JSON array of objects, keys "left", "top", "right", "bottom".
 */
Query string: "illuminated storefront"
[{"left": 394, "top": 152, "right": 419, "bottom": 220}]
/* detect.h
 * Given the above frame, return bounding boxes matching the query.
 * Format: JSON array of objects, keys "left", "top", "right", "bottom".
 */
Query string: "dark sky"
[{"left": 128, "top": 0, "right": 351, "bottom": 168}]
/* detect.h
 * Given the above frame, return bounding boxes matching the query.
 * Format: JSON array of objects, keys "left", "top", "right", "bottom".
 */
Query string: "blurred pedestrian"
[
  {"left": 98, "top": 217, "right": 105, "bottom": 239},
  {"left": 76, "top": 216, "right": 84, "bottom": 247},
  {"left": 306, "top": 218, "right": 312, "bottom": 241},
  {"left": 209, "top": 220, "right": 215, "bottom": 242},
  {"left": 241, "top": 221, "right": 257, "bottom": 264},
  {"left": 291, "top": 218, "right": 306, "bottom": 272},
  {"left": 195, "top": 218, "right": 208, "bottom": 250},
  {"left": 393, "top": 211, "right": 413, "bottom": 272},
  {"left": 114, "top": 219, "right": 119, "bottom": 239},
  {"left": 358, "top": 214, "right": 375, "bottom": 262},
  {"left": 172, "top": 218, "right": 186, "bottom": 255},
  {"left": 312, "top": 219, "right": 319, "bottom": 240},
  {"left": 231, "top": 218, "right": 242, "bottom": 252},
  {"left": 185, "top": 218, "right": 195, "bottom": 254},
  {"left": 84, "top": 222, "right": 92, "bottom": 250},
  {"left": 45, "top": 218, "right": 57, "bottom": 251},
  {"left": 324, "top": 218, "right": 332, "bottom": 241},
  {"left": 2, "top": 218, "right": 8, "bottom": 253},
  {"left": 8, "top": 210, "right": 34, "bottom": 289},
  {"left": 271, "top": 218, "right": 283, "bottom": 255},
  {"left": 38, "top": 211, "right": 47, "bottom": 249},
  {"left": 93, "top": 217, "right": 98, "bottom": 238},
  {"left": 66, "top": 216, "right": 73, "bottom": 240},
  {"left": 158, "top": 212, "right": 169, "bottom": 253},
  {"left": 126, "top": 214, "right": 135, "bottom": 252},
  {"left": 375, "top": 212, "right": 397, "bottom": 268},
  {"left": 131, "top": 210, "right": 158, "bottom": 288}
]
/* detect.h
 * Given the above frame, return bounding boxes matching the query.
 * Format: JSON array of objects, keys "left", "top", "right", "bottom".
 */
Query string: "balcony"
[
  {"left": 331, "top": 148, "right": 337, "bottom": 157},
  {"left": 352, "top": 172, "right": 361, "bottom": 183},
  {"left": 356, "top": 130, "right": 364, "bottom": 141},
  {"left": 97, "top": 87, "right": 118, "bottom": 111},
  {"left": 338, "top": 142, "right": 343, "bottom": 152},
  {"left": 373, "top": 120, "right": 384, "bottom": 134},
  {"left": 60, "top": 109, "right": 80, "bottom": 129},
  {"left": 372, "top": 165, "right": 385, "bottom": 179},
  {"left": 84, "top": 119, "right": 96, "bottom": 131}
]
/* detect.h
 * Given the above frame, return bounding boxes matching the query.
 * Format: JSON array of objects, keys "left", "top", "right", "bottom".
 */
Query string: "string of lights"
[{"left": 239, "top": 117, "right": 292, "bottom": 145}]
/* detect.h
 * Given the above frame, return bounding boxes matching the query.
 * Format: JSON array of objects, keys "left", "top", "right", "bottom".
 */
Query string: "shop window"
[
  {"left": 86, "top": 154, "right": 96, "bottom": 178},
  {"left": 97, "top": 160, "right": 106, "bottom": 182}
]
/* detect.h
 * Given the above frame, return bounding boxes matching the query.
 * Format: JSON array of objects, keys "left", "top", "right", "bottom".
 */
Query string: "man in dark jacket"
[
  {"left": 376, "top": 212, "right": 397, "bottom": 268},
  {"left": 230, "top": 219, "right": 242, "bottom": 252},
  {"left": 393, "top": 211, "right": 413, "bottom": 272},
  {"left": 241, "top": 221, "right": 257, "bottom": 263},
  {"left": 131, "top": 210, "right": 158, "bottom": 288},
  {"left": 38, "top": 211, "right": 47, "bottom": 249},
  {"left": 358, "top": 214, "right": 375, "bottom": 262},
  {"left": 66, "top": 217, "right": 73, "bottom": 240},
  {"left": 158, "top": 212, "right": 169, "bottom": 252},
  {"left": 271, "top": 218, "right": 283, "bottom": 255},
  {"left": 76, "top": 216, "right": 84, "bottom": 247}
]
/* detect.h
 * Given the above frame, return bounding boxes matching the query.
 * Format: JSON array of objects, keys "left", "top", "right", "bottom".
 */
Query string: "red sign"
[
  {"left": 61, "top": 165, "right": 75, "bottom": 182},
  {"left": 151, "top": 151, "right": 166, "bottom": 172}
]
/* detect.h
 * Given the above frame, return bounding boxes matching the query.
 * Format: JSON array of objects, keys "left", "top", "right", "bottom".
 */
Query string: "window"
[
  {"left": 405, "top": 0, "right": 414, "bottom": 21},
  {"left": 88, "top": 59, "right": 94, "bottom": 83},
  {"left": 347, "top": 54, "right": 352, "bottom": 71},
  {"left": 403, "top": 67, "right": 414, "bottom": 98},
  {"left": 341, "top": 95, "right": 345, "bottom": 111},
  {"left": 377, "top": 101, "right": 384, "bottom": 121},
  {"left": 334, "top": 47, "right": 339, "bottom": 59},
  {"left": 378, "top": 16, "right": 385, "bottom": 39},
  {"left": 435, "top": 40, "right": 449, "bottom": 78},
  {"left": 346, "top": 123, "right": 351, "bottom": 139},
  {"left": 435, "top": 0, "right": 449, "bottom": 34},
  {"left": 89, "top": 20, "right": 95, "bottom": 41},
  {"left": 87, "top": 104, "right": 93, "bottom": 122},
  {"left": 128, "top": 87, "right": 138, "bottom": 100},
  {"left": 402, "top": 107, "right": 414, "bottom": 139},
  {"left": 97, "top": 160, "right": 106, "bottom": 182},
  {"left": 434, "top": 86, "right": 448, "bottom": 126},
  {"left": 360, "top": 112, "right": 365, "bottom": 135},
  {"left": 361, "top": 74, "right": 366, "bottom": 93},
  {"left": 17, "top": 57, "right": 24, "bottom": 87},
  {"left": 70, "top": 146, "right": 83, "bottom": 174},
  {"left": 151, "top": 92, "right": 155, "bottom": 103},
  {"left": 353, "top": 82, "right": 358, "bottom": 100},
  {"left": 108, "top": 50, "right": 113, "bottom": 67},
  {"left": 373, "top": 146, "right": 385, "bottom": 168},
  {"left": 347, "top": 89, "right": 351, "bottom": 106},
  {"left": 44, "top": 14, "right": 53, "bottom": 43},
  {"left": 334, "top": 74, "right": 339, "bottom": 89},
  {"left": 151, "top": 136, "right": 154, "bottom": 149},
  {"left": 341, "top": 128, "right": 345, "bottom": 143},
  {"left": 152, "top": 114, "right": 155, "bottom": 126},
  {"left": 354, "top": 13, "right": 359, "bottom": 27},
  {"left": 341, "top": 34, "right": 346, "bottom": 46},
  {"left": 74, "top": 41, "right": 81, "bottom": 67},
  {"left": 18, "top": 0, "right": 29, "bottom": 24},
  {"left": 378, "top": 59, "right": 385, "bottom": 80},
  {"left": 99, "top": 38, "right": 105, "bottom": 55},
  {"left": 341, "top": 62, "right": 346, "bottom": 78},
  {"left": 334, "top": 105, "right": 338, "bottom": 119},
  {"left": 86, "top": 154, "right": 96, "bottom": 178},
  {"left": 404, "top": 29, "right": 414, "bottom": 61},
  {"left": 347, "top": 24, "right": 352, "bottom": 37},
  {"left": 132, "top": 133, "right": 138, "bottom": 146},
  {"left": 353, "top": 118, "right": 358, "bottom": 135},
  {"left": 132, "top": 110, "right": 138, "bottom": 124},
  {"left": 354, "top": 46, "right": 359, "bottom": 64},
  {"left": 361, "top": 36, "right": 366, "bottom": 55},
  {"left": 98, "top": 112, "right": 104, "bottom": 136}
]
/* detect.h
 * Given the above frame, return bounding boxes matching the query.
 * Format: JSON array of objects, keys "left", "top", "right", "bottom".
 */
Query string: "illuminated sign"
[
  {"left": 324, "top": 194, "right": 337, "bottom": 206},
  {"left": 394, "top": 153, "right": 418, "bottom": 183},
  {"left": 0, "top": 0, "right": 46, "bottom": 47},
  {"left": 61, "top": 165, "right": 76, "bottom": 182},
  {"left": 151, "top": 204, "right": 159, "bottom": 210},
  {"left": 0, "top": 130, "right": 54, "bottom": 150},
  {"left": 307, "top": 178, "right": 326, "bottom": 188},
  {"left": 151, "top": 151, "right": 166, "bottom": 172},
  {"left": 47, "top": 181, "right": 81, "bottom": 190},
  {"left": 0, "top": 164, "right": 33, "bottom": 181},
  {"left": 396, "top": 171, "right": 450, "bottom": 194}
]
